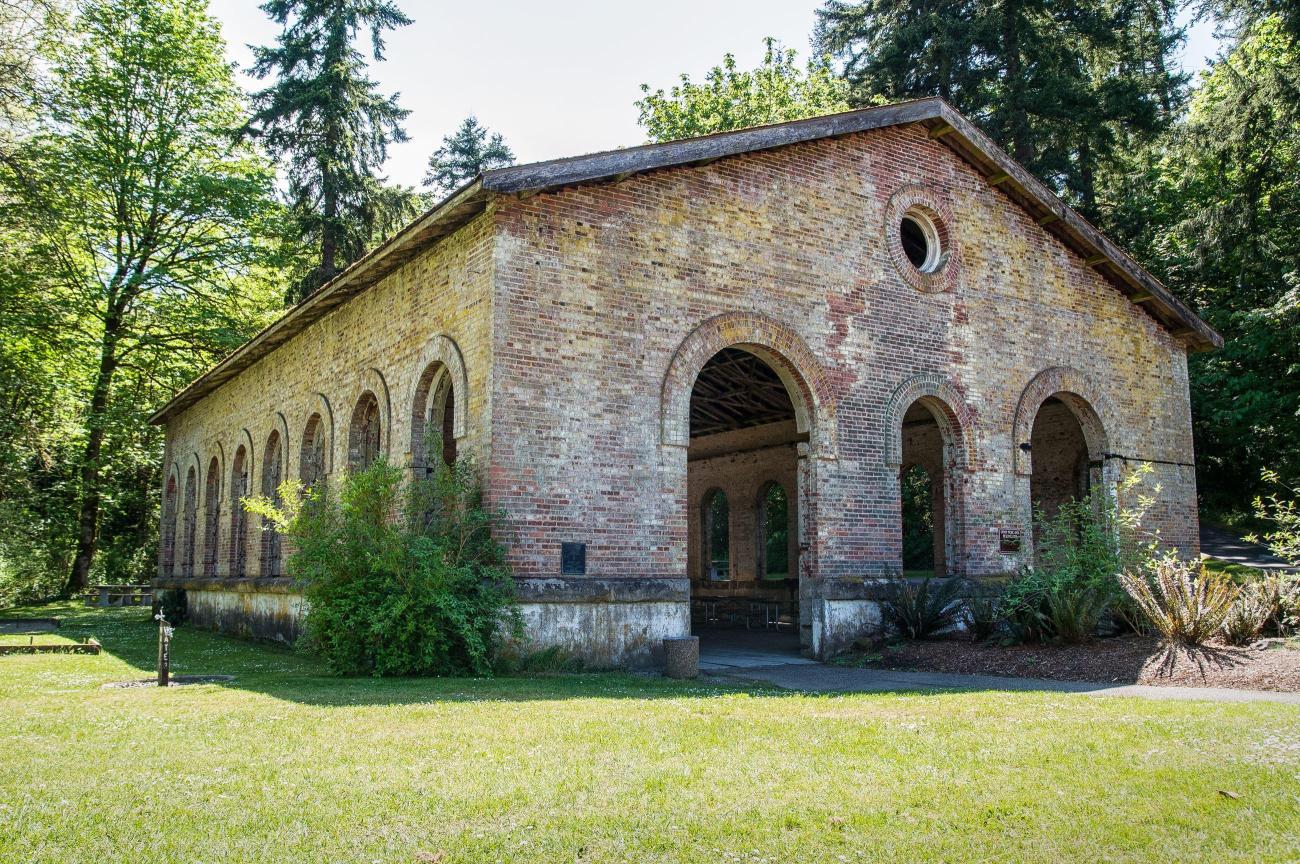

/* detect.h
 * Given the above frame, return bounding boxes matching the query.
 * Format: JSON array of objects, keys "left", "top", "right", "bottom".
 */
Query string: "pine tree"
[
  {"left": 423, "top": 115, "right": 515, "bottom": 196},
  {"left": 249, "top": 0, "right": 411, "bottom": 301},
  {"left": 813, "top": 0, "right": 1186, "bottom": 219}
]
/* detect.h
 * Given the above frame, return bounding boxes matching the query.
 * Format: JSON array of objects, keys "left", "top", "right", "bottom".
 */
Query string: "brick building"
[{"left": 150, "top": 99, "right": 1220, "bottom": 665}]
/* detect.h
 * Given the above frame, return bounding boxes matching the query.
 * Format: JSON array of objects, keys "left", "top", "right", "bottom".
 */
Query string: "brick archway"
[
  {"left": 410, "top": 335, "right": 468, "bottom": 470},
  {"left": 1012, "top": 366, "right": 1113, "bottom": 476},
  {"left": 660, "top": 311, "right": 835, "bottom": 454},
  {"left": 882, "top": 372, "right": 977, "bottom": 469}
]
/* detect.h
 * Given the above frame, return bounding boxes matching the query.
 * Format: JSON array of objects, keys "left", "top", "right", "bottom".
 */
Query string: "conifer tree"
[
  {"left": 249, "top": 0, "right": 411, "bottom": 301},
  {"left": 423, "top": 115, "right": 515, "bottom": 196},
  {"left": 814, "top": 0, "right": 1186, "bottom": 219}
]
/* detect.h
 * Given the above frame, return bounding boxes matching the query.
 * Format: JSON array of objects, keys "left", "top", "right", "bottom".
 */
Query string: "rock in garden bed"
[{"left": 865, "top": 635, "right": 1300, "bottom": 692}]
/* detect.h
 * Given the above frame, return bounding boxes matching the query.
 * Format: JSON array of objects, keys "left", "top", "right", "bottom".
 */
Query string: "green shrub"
[
  {"left": 246, "top": 450, "right": 519, "bottom": 677},
  {"left": 960, "top": 589, "right": 1002, "bottom": 641},
  {"left": 1221, "top": 580, "right": 1272, "bottom": 645},
  {"left": 1250, "top": 470, "right": 1300, "bottom": 567},
  {"left": 880, "top": 574, "right": 965, "bottom": 639},
  {"left": 154, "top": 587, "right": 187, "bottom": 625},
  {"left": 1118, "top": 556, "right": 1238, "bottom": 645},
  {"left": 1002, "top": 466, "right": 1160, "bottom": 643}
]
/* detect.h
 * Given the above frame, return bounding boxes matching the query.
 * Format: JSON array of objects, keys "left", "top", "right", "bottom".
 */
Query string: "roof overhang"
[{"left": 150, "top": 97, "right": 1219, "bottom": 425}]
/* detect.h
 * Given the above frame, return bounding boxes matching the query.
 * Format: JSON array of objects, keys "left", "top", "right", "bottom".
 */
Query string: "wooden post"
[{"left": 156, "top": 614, "right": 172, "bottom": 687}]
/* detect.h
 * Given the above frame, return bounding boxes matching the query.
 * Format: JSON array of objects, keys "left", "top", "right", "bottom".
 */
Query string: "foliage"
[
  {"left": 1118, "top": 555, "right": 1239, "bottom": 645},
  {"left": 423, "top": 114, "right": 515, "bottom": 196},
  {"left": 1002, "top": 468, "right": 1160, "bottom": 643},
  {"left": 1220, "top": 579, "right": 1272, "bottom": 644},
  {"left": 0, "top": 0, "right": 285, "bottom": 599},
  {"left": 636, "top": 37, "right": 853, "bottom": 143},
  {"left": 900, "top": 464, "right": 934, "bottom": 571},
  {"left": 880, "top": 573, "right": 965, "bottom": 639},
  {"left": 960, "top": 589, "right": 1002, "bottom": 641},
  {"left": 1151, "top": 19, "right": 1300, "bottom": 515},
  {"left": 248, "top": 0, "right": 412, "bottom": 300},
  {"left": 1249, "top": 469, "right": 1300, "bottom": 566},
  {"left": 154, "top": 587, "right": 187, "bottom": 626},
  {"left": 245, "top": 453, "right": 518, "bottom": 676},
  {"left": 813, "top": 0, "right": 1186, "bottom": 219}
]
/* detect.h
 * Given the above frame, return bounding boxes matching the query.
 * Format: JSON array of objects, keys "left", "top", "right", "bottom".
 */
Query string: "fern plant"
[
  {"left": 881, "top": 574, "right": 965, "bottom": 639},
  {"left": 1118, "top": 556, "right": 1238, "bottom": 645}
]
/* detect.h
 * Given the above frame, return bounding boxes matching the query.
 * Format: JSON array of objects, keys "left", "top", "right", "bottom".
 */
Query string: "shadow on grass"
[{"left": 3, "top": 602, "right": 806, "bottom": 707}]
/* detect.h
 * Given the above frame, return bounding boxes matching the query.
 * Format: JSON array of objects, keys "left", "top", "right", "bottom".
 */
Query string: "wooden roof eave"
[{"left": 148, "top": 180, "right": 490, "bottom": 425}]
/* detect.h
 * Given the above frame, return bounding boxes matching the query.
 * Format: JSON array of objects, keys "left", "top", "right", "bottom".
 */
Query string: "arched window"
[
  {"left": 203, "top": 457, "right": 220, "bottom": 577},
  {"left": 160, "top": 473, "right": 178, "bottom": 578},
  {"left": 702, "top": 489, "right": 730, "bottom": 581},
  {"left": 412, "top": 364, "right": 458, "bottom": 474},
  {"left": 261, "top": 431, "right": 283, "bottom": 577},
  {"left": 900, "top": 464, "right": 935, "bottom": 573},
  {"left": 229, "top": 445, "right": 248, "bottom": 577},
  {"left": 348, "top": 392, "right": 382, "bottom": 470},
  {"left": 300, "top": 413, "right": 326, "bottom": 488},
  {"left": 757, "top": 482, "right": 790, "bottom": 579},
  {"left": 181, "top": 467, "right": 197, "bottom": 578}
]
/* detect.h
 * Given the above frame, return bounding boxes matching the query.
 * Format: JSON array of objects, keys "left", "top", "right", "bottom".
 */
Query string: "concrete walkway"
[
  {"left": 1200, "top": 523, "right": 1296, "bottom": 573},
  {"left": 697, "top": 631, "right": 1300, "bottom": 705}
]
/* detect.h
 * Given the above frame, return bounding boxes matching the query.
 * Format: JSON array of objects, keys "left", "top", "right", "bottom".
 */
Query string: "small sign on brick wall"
[
  {"left": 999, "top": 528, "right": 1023, "bottom": 554},
  {"left": 561, "top": 542, "right": 587, "bottom": 575}
]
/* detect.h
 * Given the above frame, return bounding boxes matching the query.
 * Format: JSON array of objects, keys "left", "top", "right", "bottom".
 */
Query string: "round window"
[{"left": 899, "top": 209, "right": 944, "bottom": 273}]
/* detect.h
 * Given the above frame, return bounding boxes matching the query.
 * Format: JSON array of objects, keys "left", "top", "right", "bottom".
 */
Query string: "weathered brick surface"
[{"left": 157, "top": 121, "right": 1201, "bottom": 661}]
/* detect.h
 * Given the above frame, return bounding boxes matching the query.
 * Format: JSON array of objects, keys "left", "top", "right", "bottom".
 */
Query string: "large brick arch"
[
  {"left": 1012, "top": 366, "right": 1113, "bottom": 476},
  {"left": 882, "top": 372, "right": 977, "bottom": 468},
  {"left": 660, "top": 311, "right": 835, "bottom": 453}
]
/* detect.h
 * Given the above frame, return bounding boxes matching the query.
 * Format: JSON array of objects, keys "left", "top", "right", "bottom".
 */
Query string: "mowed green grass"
[{"left": 1, "top": 603, "right": 1297, "bottom": 864}]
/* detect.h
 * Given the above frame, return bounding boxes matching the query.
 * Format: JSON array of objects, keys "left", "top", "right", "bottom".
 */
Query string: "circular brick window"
[{"left": 885, "top": 187, "right": 960, "bottom": 294}]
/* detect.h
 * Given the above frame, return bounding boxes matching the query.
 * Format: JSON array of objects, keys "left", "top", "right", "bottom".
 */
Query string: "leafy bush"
[
  {"left": 961, "top": 589, "right": 1002, "bottom": 641},
  {"left": 880, "top": 574, "right": 965, "bottom": 639},
  {"left": 1250, "top": 470, "right": 1300, "bottom": 567},
  {"left": 1118, "top": 556, "right": 1238, "bottom": 645},
  {"left": 246, "top": 451, "right": 518, "bottom": 677},
  {"left": 1003, "top": 467, "right": 1159, "bottom": 643},
  {"left": 154, "top": 587, "right": 187, "bottom": 625},
  {"left": 1221, "top": 580, "right": 1272, "bottom": 645}
]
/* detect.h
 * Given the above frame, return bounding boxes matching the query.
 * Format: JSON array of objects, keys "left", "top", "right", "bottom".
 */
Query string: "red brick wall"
[{"left": 488, "top": 122, "right": 1199, "bottom": 582}]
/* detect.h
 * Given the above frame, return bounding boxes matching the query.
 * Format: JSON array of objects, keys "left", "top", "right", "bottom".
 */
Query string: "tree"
[
  {"left": 423, "top": 115, "right": 514, "bottom": 196},
  {"left": 0, "top": 0, "right": 283, "bottom": 594},
  {"left": 813, "top": 0, "right": 1187, "bottom": 220},
  {"left": 1151, "top": 15, "right": 1300, "bottom": 512},
  {"left": 249, "top": 0, "right": 411, "bottom": 301},
  {"left": 636, "top": 37, "right": 854, "bottom": 143}
]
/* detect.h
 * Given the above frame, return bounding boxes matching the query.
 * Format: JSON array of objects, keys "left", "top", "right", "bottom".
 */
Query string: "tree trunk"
[{"left": 66, "top": 322, "right": 119, "bottom": 595}]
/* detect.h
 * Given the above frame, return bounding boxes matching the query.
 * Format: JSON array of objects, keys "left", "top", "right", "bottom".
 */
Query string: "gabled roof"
[{"left": 150, "top": 97, "right": 1220, "bottom": 425}]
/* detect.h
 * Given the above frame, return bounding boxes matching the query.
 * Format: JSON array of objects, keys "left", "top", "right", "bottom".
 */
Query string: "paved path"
[
  {"left": 1200, "top": 523, "right": 1296, "bottom": 573},
  {"left": 698, "top": 633, "right": 1300, "bottom": 705}
]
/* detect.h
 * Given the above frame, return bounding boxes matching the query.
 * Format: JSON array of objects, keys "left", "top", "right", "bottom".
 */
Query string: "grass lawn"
[{"left": 1, "top": 603, "right": 1298, "bottom": 863}]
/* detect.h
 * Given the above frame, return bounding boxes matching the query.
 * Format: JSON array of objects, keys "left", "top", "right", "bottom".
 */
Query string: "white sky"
[{"left": 207, "top": 0, "right": 1222, "bottom": 189}]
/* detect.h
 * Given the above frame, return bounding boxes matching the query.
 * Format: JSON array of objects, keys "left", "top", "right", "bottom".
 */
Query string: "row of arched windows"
[
  {"left": 701, "top": 481, "right": 791, "bottom": 582},
  {"left": 160, "top": 359, "right": 462, "bottom": 580}
]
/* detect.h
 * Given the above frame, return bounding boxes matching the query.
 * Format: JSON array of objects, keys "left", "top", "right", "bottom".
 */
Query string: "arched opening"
[
  {"left": 203, "top": 457, "right": 220, "bottom": 577},
  {"left": 412, "top": 364, "right": 457, "bottom": 473},
  {"left": 701, "top": 488, "right": 730, "bottom": 581},
  {"left": 300, "top": 413, "right": 326, "bottom": 488},
  {"left": 181, "top": 466, "right": 197, "bottom": 578},
  {"left": 687, "top": 346, "right": 802, "bottom": 645},
  {"left": 757, "top": 481, "right": 792, "bottom": 580},
  {"left": 348, "top": 392, "right": 382, "bottom": 470},
  {"left": 1029, "top": 395, "right": 1096, "bottom": 523},
  {"left": 160, "top": 472, "right": 178, "bottom": 578},
  {"left": 898, "top": 399, "right": 950, "bottom": 576},
  {"left": 261, "top": 431, "right": 283, "bottom": 577},
  {"left": 228, "top": 445, "right": 248, "bottom": 576}
]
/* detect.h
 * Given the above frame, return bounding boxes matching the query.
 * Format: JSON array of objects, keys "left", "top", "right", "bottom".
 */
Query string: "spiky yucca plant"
[{"left": 1118, "top": 556, "right": 1238, "bottom": 645}]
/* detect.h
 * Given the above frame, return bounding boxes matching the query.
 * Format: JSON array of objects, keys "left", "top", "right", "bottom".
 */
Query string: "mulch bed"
[
  {"left": 867, "top": 635, "right": 1300, "bottom": 692},
  {"left": 101, "top": 675, "right": 235, "bottom": 689}
]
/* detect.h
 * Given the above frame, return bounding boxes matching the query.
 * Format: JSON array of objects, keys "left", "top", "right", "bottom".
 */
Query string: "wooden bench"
[{"left": 81, "top": 584, "right": 154, "bottom": 608}]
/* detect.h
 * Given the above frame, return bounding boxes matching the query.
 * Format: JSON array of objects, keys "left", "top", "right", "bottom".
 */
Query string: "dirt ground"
[{"left": 867, "top": 635, "right": 1300, "bottom": 692}]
